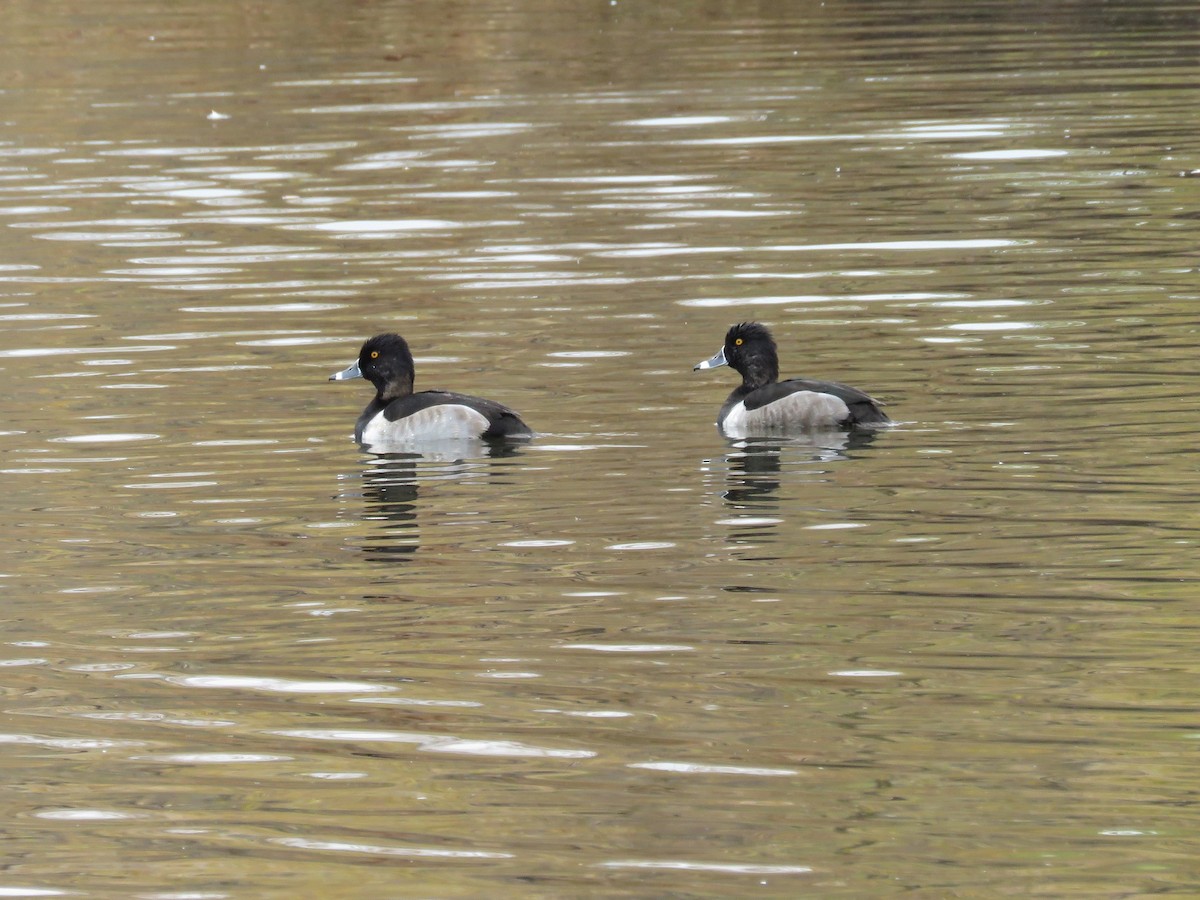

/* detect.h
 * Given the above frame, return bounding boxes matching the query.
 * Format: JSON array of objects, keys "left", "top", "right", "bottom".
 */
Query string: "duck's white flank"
[
  {"left": 721, "top": 391, "right": 850, "bottom": 437},
  {"left": 361, "top": 404, "right": 492, "bottom": 444}
]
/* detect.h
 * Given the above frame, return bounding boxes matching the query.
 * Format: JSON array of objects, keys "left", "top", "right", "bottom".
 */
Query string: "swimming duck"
[
  {"left": 330, "top": 333, "right": 533, "bottom": 445},
  {"left": 694, "top": 322, "right": 889, "bottom": 435}
]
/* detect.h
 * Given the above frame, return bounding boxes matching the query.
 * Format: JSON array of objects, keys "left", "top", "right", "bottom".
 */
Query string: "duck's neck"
[
  {"left": 377, "top": 373, "right": 413, "bottom": 402},
  {"left": 740, "top": 355, "right": 778, "bottom": 390}
]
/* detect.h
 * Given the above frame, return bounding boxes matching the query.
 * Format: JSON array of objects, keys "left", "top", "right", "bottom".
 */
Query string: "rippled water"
[{"left": 3, "top": 0, "right": 1200, "bottom": 896}]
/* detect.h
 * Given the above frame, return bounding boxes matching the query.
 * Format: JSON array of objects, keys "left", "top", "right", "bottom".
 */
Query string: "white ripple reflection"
[
  {"left": 273, "top": 728, "right": 595, "bottom": 759},
  {"left": 521, "top": 174, "right": 706, "bottom": 185},
  {"left": 944, "top": 321, "right": 1038, "bottom": 331},
  {"left": 0, "top": 344, "right": 174, "bottom": 358},
  {"left": 673, "top": 133, "right": 863, "bottom": 146},
  {"left": 141, "top": 752, "right": 292, "bottom": 764},
  {"left": 276, "top": 74, "right": 420, "bottom": 87},
  {"left": 351, "top": 697, "right": 483, "bottom": 709},
  {"left": 629, "top": 761, "right": 797, "bottom": 776},
  {"left": 0, "top": 733, "right": 143, "bottom": 751},
  {"left": 307, "top": 219, "right": 459, "bottom": 233},
  {"left": 95, "top": 144, "right": 342, "bottom": 158},
  {"left": 274, "top": 837, "right": 512, "bottom": 860},
  {"left": 166, "top": 675, "right": 396, "bottom": 694},
  {"left": 951, "top": 149, "right": 1068, "bottom": 160},
  {"left": 50, "top": 433, "right": 159, "bottom": 443},
  {"left": 769, "top": 238, "right": 1022, "bottom": 251},
  {"left": 0, "top": 312, "right": 94, "bottom": 321},
  {"left": 106, "top": 266, "right": 242, "bottom": 277},
  {"left": 238, "top": 335, "right": 345, "bottom": 347},
  {"left": 680, "top": 291, "right": 965, "bottom": 307},
  {"left": 450, "top": 275, "right": 635, "bottom": 290},
  {"left": 548, "top": 350, "right": 631, "bottom": 359},
  {"left": 623, "top": 115, "right": 738, "bottom": 127},
  {"left": 34, "top": 808, "right": 139, "bottom": 821},
  {"left": 601, "top": 860, "right": 813, "bottom": 875},
  {"left": 660, "top": 208, "right": 787, "bottom": 219},
  {"left": 405, "top": 122, "right": 536, "bottom": 139},
  {"left": 563, "top": 643, "right": 693, "bottom": 653},
  {"left": 178, "top": 303, "right": 346, "bottom": 313},
  {"left": 35, "top": 231, "right": 182, "bottom": 243},
  {"left": 927, "top": 298, "right": 1031, "bottom": 308}
]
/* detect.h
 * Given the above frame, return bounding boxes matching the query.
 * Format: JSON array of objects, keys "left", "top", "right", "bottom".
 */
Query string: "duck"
[
  {"left": 693, "top": 322, "right": 890, "bottom": 436},
  {"left": 329, "top": 333, "right": 533, "bottom": 445}
]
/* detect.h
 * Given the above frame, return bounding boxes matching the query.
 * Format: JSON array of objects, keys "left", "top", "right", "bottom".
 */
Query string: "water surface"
[{"left": 2, "top": 0, "right": 1200, "bottom": 896}]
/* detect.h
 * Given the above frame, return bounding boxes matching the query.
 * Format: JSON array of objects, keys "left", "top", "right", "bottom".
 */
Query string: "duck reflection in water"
[
  {"left": 714, "top": 434, "right": 881, "bottom": 555},
  {"left": 346, "top": 442, "right": 526, "bottom": 561},
  {"left": 352, "top": 454, "right": 422, "bottom": 560},
  {"left": 720, "top": 430, "right": 881, "bottom": 506}
]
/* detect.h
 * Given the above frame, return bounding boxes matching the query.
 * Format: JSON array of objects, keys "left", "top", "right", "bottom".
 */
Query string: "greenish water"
[{"left": 1, "top": 0, "right": 1199, "bottom": 895}]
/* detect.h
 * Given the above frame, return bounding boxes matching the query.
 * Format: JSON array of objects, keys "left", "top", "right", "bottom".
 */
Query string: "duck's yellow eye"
[
  {"left": 734, "top": 338, "right": 743, "bottom": 346},
  {"left": 370, "top": 350, "right": 379, "bottom": 359}
]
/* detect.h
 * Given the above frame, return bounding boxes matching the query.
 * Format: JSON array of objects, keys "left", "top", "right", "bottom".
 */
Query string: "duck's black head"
[
  {"left": 695, "top": 322, "right": 780, "bottom": 388},
  {"left": 360, "top": 333, "right": 416, "bottom": 400},
  {"left": 329, "top": 333, "right": 416, "bottom": 401}
]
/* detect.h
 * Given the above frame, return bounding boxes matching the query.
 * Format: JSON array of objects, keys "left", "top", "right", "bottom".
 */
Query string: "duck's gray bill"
[
  {"left": 329, "top": 361, "right": 362, "bottom": 382},
  {"left": 693, "top": 346, "right": 728, "bottom": 371}
]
